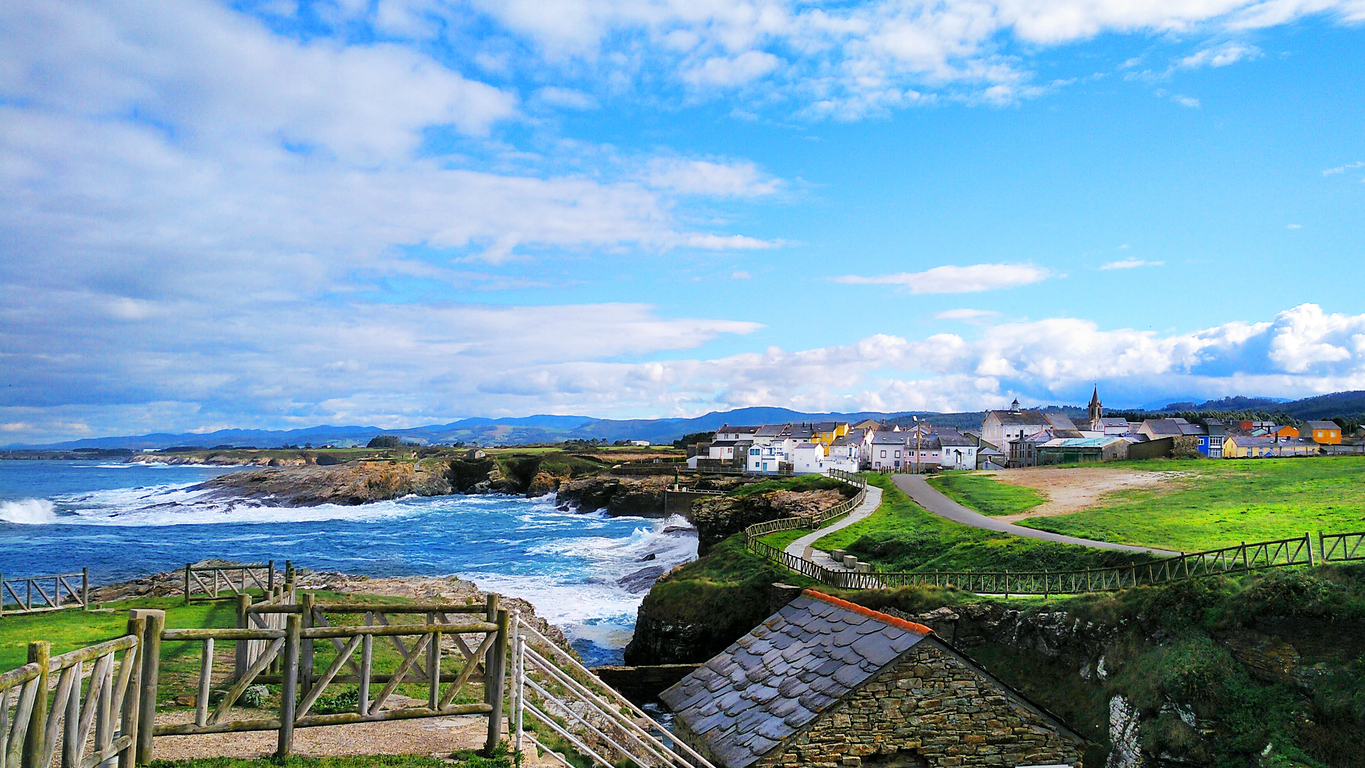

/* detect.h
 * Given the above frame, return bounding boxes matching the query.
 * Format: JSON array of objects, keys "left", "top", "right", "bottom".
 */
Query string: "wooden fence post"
[
  {"left": 0, "top": 572, "right": 5, "bottom": 617},
  {"left": 119, "top": 613, "right": 147, "bottom": 768},
  {"left": 300, "top": 593, "right": 315, "bottom": 696},
  {"left": 484, "top": 606, "right": 508, "bottom": 756},
  {"left": 82, "top": 567, "right": 90, "bottom": 610},
  {"left": 277, "top": 613, "right": 301, "bottom": 761},
  {"left": 183, "top": 564, "right": 191, "bottom": 604},
  {"left": 267, "top": 561, "right": 275, "bottom": 594},
  {"left": 23, "top": 640, "right": 50, "bottom": 768},
  {"left": 235, "top": 594, "right": 251, "bottom": 682},
  {"left": 131, "top": 609, "right": 164, "bottom": 766}
]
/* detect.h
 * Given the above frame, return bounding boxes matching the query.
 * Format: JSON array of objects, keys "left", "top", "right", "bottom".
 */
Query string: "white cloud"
[
  {"left": 0, "top": 0, "right": 518, "bottom": 161},
  {"left": 1180, "top": 42, "right": 1261, "bottom": 69},
  {"left": 934, "top": 309, "right": 1003, "bottom": 324},
  {"left": 646, "top": 158, "right": 781, "bottom": 197},
  {"left": 834, "top": 264, "right": 1050, "bottom": 293},
  {"left": 1287, "top": 223, "right": 1301, "bottom": 229},
  {"left": 1323, "top": 161, "right": 1365, "bottom": 175},
  {"left": 682, "top": 51, "right": 782, "bottom": 86},
  {"left": 732, "top": 271, "right": 753, "bottom": 279},
  {"left": 1101, "top": 259, "right": 1165, "bottom": 269},
  {"left": 1173, "top": 94, "right": 1201, "bottom": 108}
]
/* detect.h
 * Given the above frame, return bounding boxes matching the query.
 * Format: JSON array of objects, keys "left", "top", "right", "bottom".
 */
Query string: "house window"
[{"left": 880, "top": 450, "right": 886, "bottom": 458}]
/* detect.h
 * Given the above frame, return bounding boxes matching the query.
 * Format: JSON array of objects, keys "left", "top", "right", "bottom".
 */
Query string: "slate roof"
[
  {"left": 936, "top": 431, "right": 976, "bottom": 447},
  {"left": 754, "top": 425, "right": 788, "bottom": 438},
  {"left": 985, "top": 409, "right": 1049, "bottom": 426},
  {"left": 1306, "top": 420, "right": 1341, "bottom": 431},
  {"left": 1141, "top": 418, "right": 1186, "bottom": 436},
  {"left": 871, "top": 431, "right": 907, "bottom": 445},
  {"left": 660, "top": 592, "right": 930, "bottom": 768},
  {"left": 1096, "top": 417, "right": 1130, "bottom": 429}
]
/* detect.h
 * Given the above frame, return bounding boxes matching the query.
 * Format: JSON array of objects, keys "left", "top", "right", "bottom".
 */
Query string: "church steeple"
[{"left": 1088, "top": 385, "right": 1103, "bottom": 428}]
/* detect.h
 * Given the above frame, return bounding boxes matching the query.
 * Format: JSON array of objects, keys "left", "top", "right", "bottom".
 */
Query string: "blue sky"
[{"left": 2, "top": 0, "right": 1364, "bottom": 443}]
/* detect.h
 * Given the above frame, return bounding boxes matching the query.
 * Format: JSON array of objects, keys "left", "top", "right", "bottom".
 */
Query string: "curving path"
[
  {"left": 892, "top": 474, "right": 1175, "bottom": 555},
  {"left": 785, "top": 482, "right": 883, "bottom": 569}
]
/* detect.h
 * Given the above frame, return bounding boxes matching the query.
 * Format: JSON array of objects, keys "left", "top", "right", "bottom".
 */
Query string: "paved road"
[
  {"left": 785, "top": 483, "right": 883, "bottom": 568},
  {"left": 892, "top": 474, "right": 1175, "bottom": 555}
]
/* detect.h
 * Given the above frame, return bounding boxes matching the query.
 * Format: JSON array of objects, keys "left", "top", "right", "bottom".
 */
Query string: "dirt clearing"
[{"left": 981, "top": 466, "right": 1192, "bottom": 521}]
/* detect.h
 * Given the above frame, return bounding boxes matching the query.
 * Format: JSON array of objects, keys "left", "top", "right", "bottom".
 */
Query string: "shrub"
[{"left": 366, "top": 435, "right": 402, "bottom": 448}]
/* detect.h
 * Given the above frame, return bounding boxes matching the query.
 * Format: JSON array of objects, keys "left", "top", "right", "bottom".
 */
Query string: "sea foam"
[{"left": 0, "top": 499, "right": 57, "bottom": 525}]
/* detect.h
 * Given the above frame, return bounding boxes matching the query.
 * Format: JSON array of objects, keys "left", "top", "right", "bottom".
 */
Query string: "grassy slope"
[
  {"left": 1021, "top": 456, "right": 1365, "bottom": 551},
  {"left": 727, "top": 474, "right": 851, "bottom": 498},
  {"left": 926, "top": 471, "right": 1046, "bottom": 517},
  {"left": 812, "top": 475, "right": 1151, "bottom": 573}
]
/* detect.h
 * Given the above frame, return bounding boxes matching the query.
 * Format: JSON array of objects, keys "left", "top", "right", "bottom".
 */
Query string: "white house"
[
  {"left": 747, "top": 438, "right": 792, "bottom": 474},
  {"left": 870, "top": 431, "right": 907, "bottom": 471},
  {"left": 937, "top": 430, "right": 978, "bottom": 470},
  {"left": 789, "top": 442, "right": 827, "bottom": 474}
]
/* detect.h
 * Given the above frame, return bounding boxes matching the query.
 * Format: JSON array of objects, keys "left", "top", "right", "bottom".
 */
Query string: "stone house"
[{"left": 661, "top": 590, "right": 1084, "bottom": 768}]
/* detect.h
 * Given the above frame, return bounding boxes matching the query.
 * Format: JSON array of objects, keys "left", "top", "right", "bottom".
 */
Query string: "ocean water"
[{"left": 0, "top": 460, "right": 696, "bottom": 665}]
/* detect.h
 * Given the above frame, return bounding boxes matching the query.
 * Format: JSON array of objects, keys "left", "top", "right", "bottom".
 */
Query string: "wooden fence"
[
  {"left": 746, "top": 473, "right": 1365, "bottom": 596},
  {"left": 1, "top": 571, "right": 89, "bottom": 616},
  {"left": 182, "top": 562, "right": 285, "bottom": 603},
  {"left": 1, "top": 613, "right": 145, "bottom": 768},
  {"left": 153, "top": 592, "right": 509, "bottom": 760}
]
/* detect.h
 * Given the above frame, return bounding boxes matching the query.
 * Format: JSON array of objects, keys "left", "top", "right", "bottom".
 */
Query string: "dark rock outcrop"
[
  {"left": 196, "top": 460, "right": 452, "bottom": 506},
  {"left": 690, "top": 488, "right": 849, "bottom": 555}
]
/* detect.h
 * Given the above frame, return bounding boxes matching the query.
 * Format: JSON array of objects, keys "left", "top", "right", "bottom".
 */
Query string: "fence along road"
[{"left": 747, "top": 473, "right": 1365, "bottom": 597}]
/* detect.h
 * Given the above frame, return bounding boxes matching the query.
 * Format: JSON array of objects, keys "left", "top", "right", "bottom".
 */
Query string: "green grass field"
[
  {"left": 810, "top": 475, "right": 1150, "bottom": 573},
  {"left": 926, "top": 472, "right": 1046, "bottom": 516},
  {"left": 1020, "top": 456, "right": 1365, "bottom": 552}
]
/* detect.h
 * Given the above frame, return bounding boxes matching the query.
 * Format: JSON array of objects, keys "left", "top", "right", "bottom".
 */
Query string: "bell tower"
[{"left": 1088, "top": 385, "right": 1103, "bottom": 429}]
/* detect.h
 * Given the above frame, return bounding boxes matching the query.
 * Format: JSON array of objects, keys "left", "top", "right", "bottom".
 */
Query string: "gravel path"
[
  {"left": 785, "top": 483, "right": 883, "bottom": 569},
  {"left": 892, "top": 474, "right": 1174, "bottom": 555}
]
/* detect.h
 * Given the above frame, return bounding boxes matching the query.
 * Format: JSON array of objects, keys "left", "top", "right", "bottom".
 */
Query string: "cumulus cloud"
[
  {"left": 834, "top": 264, "right": 1050, "bottom": 293},
  {"left": 302, "top": 0, "right": 1365, "bottom": 117},
  {"left": 1101, "top": 259, "right": 1165, "bottom": 269},
  {"left": 7, "top": 302, "right": 1365, "bottom": 443},
  {"left": 646, "top": 159, "right": 781, "bottom": 197}
]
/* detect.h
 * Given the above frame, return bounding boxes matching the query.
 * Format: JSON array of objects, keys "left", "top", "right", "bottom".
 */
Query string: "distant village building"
[
  {"left": 936, "top": 429, "right": 978, "bottom": 470},
  {"left": 981, "top": 400, "right": 1080, "bottom": 465},
  {"left": 1305, "top": 420, "right": 1343, "bottom": 445},
  {"left": 661, "top": 591, "right": 1085, "bottom": 768},
  {"left": 869, "top": 431, "right": 907, "bottom": 472}
]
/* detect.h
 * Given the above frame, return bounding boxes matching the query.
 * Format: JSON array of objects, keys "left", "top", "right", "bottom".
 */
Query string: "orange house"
[
  {"left": 1271, "top": 425, "right": 1299, "bottom": 439},
  {"left": 1305, "top": 420, "right": 1342, "bottom": 445}
]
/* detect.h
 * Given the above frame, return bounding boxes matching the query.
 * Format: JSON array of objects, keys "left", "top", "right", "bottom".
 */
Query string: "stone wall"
[{"left": 748, "top": 640, "right": 1084, "bottom": 768}]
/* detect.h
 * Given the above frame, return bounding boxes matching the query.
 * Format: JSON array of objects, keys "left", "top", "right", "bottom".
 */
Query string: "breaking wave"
[{"left": 0, "top": 499, "right": 57, "bottom": 525}]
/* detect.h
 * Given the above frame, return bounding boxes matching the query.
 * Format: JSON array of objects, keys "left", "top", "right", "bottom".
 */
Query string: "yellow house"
[
  {"left": 1223, "top": 435, "right": 1319, "bottom": 458},
  {"left": 1305, "top": 421, "right": 1343, "bottom": 445},
  {"left": 810, "top": 422, "right": 850, "bottom": 453}
]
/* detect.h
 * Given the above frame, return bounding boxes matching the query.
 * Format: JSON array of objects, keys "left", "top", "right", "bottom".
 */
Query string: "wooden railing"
[
  {"left": 2, "top": 614, "right": 145, "bottom": 768},
  {"left": 152, "top": 594, "right": 508, "bottom": 761},
  {"left": 1, "top": 570, "right": 89, "bottom": 616},
  {"left": 1320, "top": 531, "right": 1365, "bottom": 562},
  {"left": 183, "top": 562, "right": 284, "bottom": 603}
]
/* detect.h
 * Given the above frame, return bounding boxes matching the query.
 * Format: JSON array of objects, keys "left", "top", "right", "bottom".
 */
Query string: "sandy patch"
[{"left": 981, "top": 466, "right": 1192, "bottom": 521}]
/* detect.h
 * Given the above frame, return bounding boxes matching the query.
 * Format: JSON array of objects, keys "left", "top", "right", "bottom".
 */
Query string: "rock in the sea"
[
  {"left": 617, "top": 564, "right": 668, "bottom": 594},
  {"left": 196, "top": 460, "right": 452, "bottom": 506},
  {"left": 527, "top": 471, "right": 560, "bottom": 498}
]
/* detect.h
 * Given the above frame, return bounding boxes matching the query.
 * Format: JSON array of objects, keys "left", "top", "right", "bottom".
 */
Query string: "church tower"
[{"left": 1088, "top": 386, "right": 1103, "bottom": 430}]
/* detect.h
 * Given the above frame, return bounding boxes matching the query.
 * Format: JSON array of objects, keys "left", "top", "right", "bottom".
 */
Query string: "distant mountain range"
[{"left": 9, "top": 391, "right": 1365, "bottom": 451}]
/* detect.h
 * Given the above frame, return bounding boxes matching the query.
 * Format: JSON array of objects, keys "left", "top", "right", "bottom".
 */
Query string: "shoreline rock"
[{"left": 194, "top": 460, "right": 453, "bottom": 506}]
